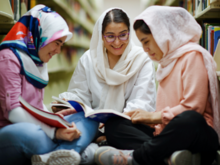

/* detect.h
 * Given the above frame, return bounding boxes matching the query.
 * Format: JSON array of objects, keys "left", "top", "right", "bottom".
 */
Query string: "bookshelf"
[
  {"left": 0, "top": 0, "right": 99, "bottom": 110},
  {"left": 0, "top": 0, "right": 15, "bottom": 34},
  {"left": 194, "top": 2, "right": 220, "bottom": 19}
]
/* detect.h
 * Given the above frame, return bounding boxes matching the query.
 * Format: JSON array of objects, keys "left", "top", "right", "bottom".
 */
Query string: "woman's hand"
[
  {"left": 51, "top": 98, "right": 68, "bottom": 113},
  {"left": 124, "top": 109, "right": 162, "bottom": 124},
  {"left": 55, "top": 122, "right": 81, "bottom": 141},
  {"left": 55, "top": 108, "right": 77, "bottom": 117}
]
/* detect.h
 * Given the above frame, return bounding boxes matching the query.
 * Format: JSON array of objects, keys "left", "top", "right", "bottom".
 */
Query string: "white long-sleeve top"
[{"left": 60, "top": 51, "right": 156, "bottom": 113}]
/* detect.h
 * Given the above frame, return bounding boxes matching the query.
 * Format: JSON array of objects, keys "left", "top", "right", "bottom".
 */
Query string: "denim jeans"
[{"left": 0, "top": 111, "right": 99, "bottom": 165}]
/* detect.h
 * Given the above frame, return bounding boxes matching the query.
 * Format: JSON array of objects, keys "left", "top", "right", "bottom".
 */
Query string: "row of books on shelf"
[
  {"left": 200, "top": 22, "right": 220, "bottom": 56},
  {"left": 67, "top": 22, "right": 91, "bottom": 39},
  {"left": 1, "top": 0, "right": 94, "bottom": 25},
  {"left": 174, "top": 0, "right": 219, "bottom": 16},
  {"left": 8, "top": 0, "right": 36, "bottom": 21}
]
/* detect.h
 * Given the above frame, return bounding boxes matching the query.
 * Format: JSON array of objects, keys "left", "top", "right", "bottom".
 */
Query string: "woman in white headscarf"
[
  {"left": 58, "top": 7, "right": 156, "bottom": 164},
  {"left": 94, "top": 6, "right": 219, "bottom": 165}
]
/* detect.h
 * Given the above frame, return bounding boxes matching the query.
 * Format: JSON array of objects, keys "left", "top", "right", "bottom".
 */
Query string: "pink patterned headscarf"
[{"left": 135, "top": 5, "right": 220, "bottom": 142}]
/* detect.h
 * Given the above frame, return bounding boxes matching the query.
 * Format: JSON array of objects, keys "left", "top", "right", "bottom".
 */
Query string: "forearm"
[{"left": 8, "top": 107, "right": 55, "bottom": 139}]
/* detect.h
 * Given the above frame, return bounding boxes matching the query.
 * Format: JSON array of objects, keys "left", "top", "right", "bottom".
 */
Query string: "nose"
[
  {"left": 113, "top": 37, "right": 120, "bottom": 45},
  {"left": 56, "top": 46, "right": 61, "bottom": 54},
  {"left": 144, "top": 47, "right": 150, "bottom": 53}
]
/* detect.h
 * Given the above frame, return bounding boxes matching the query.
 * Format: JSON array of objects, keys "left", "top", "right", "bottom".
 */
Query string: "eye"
[
  {"left": 107, "top": 35, "right": 114, "bottom": 38},
  {"left": 144, "top": 41, "right": 149, "bottom": 45},
  {"left": 56, "top": 42, "right": 60, "bottom": 46},
  {"left": 120, "top": 33, "right": 126, "bottom": 37}
]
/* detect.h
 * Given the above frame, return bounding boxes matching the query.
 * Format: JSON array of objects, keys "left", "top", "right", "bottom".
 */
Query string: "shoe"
[
  {"left": 170, "top": 150, "right": 200, "bottom": 165},
  {"left": 31, "top": 149, "right": 81, "bottom": 165},
  {"left": 80, "top": 143, "right": 99, "bottom": 165},
  {"left": 216, "top": 150, "right": 220, "bottom": 165},
  {"left": 94, "top": 146, "right": 133, "bottom": 165}
]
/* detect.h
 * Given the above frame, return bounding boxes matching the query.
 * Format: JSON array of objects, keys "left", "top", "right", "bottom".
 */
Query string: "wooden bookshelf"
[
  {"left": 76, "top": 0, "right": 98, "bottom": 23},
  {"left": 0, "top": 0, "right": 15, "bottom": 34},
  {"left": 36, "top": 0, "right": 94, "bottom": 34},
  {"left": 66, "top": 35, "right": 90, "bottom": 49},
  {"left": 164, "top": 0, "right": 179, "bottom": 6},
  {"left": 195, "top": 2, "right": 220, "bottom": 19},
  {"left": 0, "top": 22, "right": 15, "bottom": 34}
]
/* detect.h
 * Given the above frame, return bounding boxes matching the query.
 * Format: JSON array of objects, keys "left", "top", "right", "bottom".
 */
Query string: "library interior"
[{"left": 0, "top": 0, "right": 220, "bottom": 165}]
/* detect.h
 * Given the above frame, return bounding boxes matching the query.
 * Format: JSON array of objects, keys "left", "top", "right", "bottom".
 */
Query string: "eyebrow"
[
  {"left": 56, "top": 39, "right": 64, "bottom": 45},
  {"left": 105, "top": 30, "right": 128, "bottom": 35},
  {"left": 140, "top": 37, "right": 148, "bottom": 42}
]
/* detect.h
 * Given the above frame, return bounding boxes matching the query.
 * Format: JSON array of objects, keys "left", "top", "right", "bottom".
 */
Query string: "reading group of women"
[{"left": 0, "top": 3, "right": 219, "bottom": 165}]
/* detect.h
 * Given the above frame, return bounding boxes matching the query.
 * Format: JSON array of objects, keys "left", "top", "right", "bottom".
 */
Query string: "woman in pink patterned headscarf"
[{"left": 94, "top": 6, "right": 219, "bottom": 165}]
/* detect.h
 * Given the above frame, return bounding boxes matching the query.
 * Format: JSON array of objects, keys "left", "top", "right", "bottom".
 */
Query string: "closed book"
[{"left": 19, "top": 96, "right": 72, "bottom": 128}]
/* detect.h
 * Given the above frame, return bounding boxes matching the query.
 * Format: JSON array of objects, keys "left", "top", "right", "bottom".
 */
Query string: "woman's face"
[
  {"left": 135, "top": 29, "right": 163, "bottom": 61},
  {"left": 102, "top": 22, "right": 129, "bottom": 56},
  {"left": 38, "top": 36, "right": 67, "bottom": 63}
]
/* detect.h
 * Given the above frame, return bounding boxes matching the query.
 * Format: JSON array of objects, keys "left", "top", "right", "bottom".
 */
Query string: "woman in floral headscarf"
[
  {"left": 94, "top": 6, "right": 219, "bottom": 165},
  {"left": 0, "top": 5, "right": 98, "bottom": 165}
]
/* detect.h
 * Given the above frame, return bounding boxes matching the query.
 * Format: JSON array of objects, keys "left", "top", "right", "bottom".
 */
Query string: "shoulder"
[
  {"left": 178, "top": 51, "right": 203, "bottom": 64},
  {"left": 78, "top": 50, "right": 92, "bottom": 65},
  {"left": 0, "top": 48, "right": 20, "bottom": 70}
]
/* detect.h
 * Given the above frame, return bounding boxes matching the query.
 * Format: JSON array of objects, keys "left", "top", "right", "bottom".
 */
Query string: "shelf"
[
  {"left": 65, "top": 35, "right": 90, "bottom": 49},
  {"left": 36, "top": 0, "right": 94, "bottom": 34},
  {"left": 164, "top": 0, "right": 178, "bottom": 6},
  {"left": 48, "top": 65, "right": 75, "bottom": 73},
  {"left": 0, "top": 21, "right": 15, "bottom": 34},
  {"left": 76, "top": 0, "right": 98, "bottom": 23},
  {"left": 145, "top": 0, "right": 159, "bottom": 7},
  {"left": 194, "top": 2, "right": 220, "bottom": 20}
]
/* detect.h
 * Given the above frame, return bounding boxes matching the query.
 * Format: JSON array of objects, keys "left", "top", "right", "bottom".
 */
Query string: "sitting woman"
[
  {"left": 94, "top": 6, "right": 220, "bottom": 165},
  {"left": 0, "top": 5, "right": 98, "bottom": 165},
  {"left": 56, "top": 7, "right": 156, "bottom": 164}
]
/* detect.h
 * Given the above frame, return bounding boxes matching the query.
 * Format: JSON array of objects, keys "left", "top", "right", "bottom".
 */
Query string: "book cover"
[
  {"left": 19, "top": 96, "right": 72, "bottom": 128},
  {"left": 214, "top": 27, "right": 220, "bottom": 53},
  {"left": 213, "top": 39, "right": 220, "bottom": 75}
]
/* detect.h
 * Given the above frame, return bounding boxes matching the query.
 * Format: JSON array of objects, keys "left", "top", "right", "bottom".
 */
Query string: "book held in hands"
[
  {"left": 19, "top": 96, "right": 72, "bottom": 128},
  {"left": 51, "top": 96, "right": 131, "bottom": 123}
]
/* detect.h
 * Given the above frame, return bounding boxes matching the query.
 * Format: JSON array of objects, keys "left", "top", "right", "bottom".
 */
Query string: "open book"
[
  {"left": 19, "top": 96, "right": 72, "bottom": 128},
  {"left": 51, "top": 96, "right": 131, "bottom": 123}
]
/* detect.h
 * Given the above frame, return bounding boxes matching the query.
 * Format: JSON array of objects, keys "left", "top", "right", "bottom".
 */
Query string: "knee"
[
  {"left": 174, "top": 111, "right": 206, "bottom": 129},
  {"left": 0, "top": 123, "right": 40, "bottom": 143},
  {"left": 105, "top": 118, "right": 131, "bottom": 137}
]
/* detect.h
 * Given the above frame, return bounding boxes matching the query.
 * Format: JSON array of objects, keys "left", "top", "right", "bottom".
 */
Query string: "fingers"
[
  {"left": 124, "top": 110, "right": 136, "bottom": 117},
  {"left": 55, "top": 108, "right": 77, "bottom": 116},
  {"left": 62, "top": 98, "right": 68, "bottom": 101},
  {"left": 99, "top": 123, "right": 105, "bottom": 129},
  {"left": 52, "top": 106, "right": 65, "bottom": 113}
]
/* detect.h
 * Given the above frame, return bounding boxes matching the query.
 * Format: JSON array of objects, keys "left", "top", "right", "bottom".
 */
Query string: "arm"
[
  {"left": 0, "top": 50, "right": 80, "bottom": 141},
  {"left": 159, "top": 52, "right": 209, "bottom": 125},
  {"left": 123, "top": 57, "right": 156, "bottom": 113},
  {"left": 8, "top": 107, "right": 55, "bottom": 138},
  {"left": 59, "top": 56, "right": 92, "bottom": 107},
  {"left": 126, "top": 52, "right": 209, "bottom": 125}
]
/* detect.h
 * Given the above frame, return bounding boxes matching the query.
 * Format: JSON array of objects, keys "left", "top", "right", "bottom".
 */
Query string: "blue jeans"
[{"left": 0, "top": 111, "right": 99, "bottom": 165}]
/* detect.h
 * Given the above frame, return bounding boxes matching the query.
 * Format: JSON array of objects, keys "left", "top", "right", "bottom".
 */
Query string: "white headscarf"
[
  {"left": 135, "top": 6, "right": 220, "bottom": 142},
  {"left": 90, "top": 7, "right": 148, "bottom": 112}
]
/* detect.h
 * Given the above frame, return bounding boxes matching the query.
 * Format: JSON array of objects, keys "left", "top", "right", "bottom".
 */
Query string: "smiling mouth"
[
  {"left": 149, "top": 53, "right": 155, "bottom": 56},
  {"left": 112, "top": 45, "right": 123, "bottom": 50},
  {"left": 49, "top": 53, "right": 52, "bottom": 58}
]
